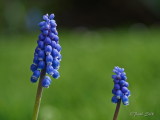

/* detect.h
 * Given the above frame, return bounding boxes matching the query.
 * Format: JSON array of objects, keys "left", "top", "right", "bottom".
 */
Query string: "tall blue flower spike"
[
  {"left": 30, "top": 13, "right": 61, "bottom": 88},
  {"left": 111, "top": 66, "right": 130, "bottom": 105}
]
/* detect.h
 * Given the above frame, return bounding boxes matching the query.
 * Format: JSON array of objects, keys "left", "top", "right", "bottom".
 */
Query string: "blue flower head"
[
  {"left": 30, "top": 13, "right": 61, "bottom": 88},
  {"left": 111, "top": 66, "right": 130, "bottom": 105}
]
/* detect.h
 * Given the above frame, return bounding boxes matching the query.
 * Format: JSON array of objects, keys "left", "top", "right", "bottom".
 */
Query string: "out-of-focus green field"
[{"left": 0, "top": 29, "right": 160, "bottom": 120}]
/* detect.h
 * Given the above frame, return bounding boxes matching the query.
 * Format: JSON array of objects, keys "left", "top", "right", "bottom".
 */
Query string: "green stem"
[
  {"left": 113, "top": 99, "right": 121, "bottom": 120},
  {"left": 32, "top": 69, "right": 46, "bottom": 120}
]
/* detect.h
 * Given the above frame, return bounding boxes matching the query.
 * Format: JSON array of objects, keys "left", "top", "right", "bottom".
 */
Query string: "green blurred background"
[{"left": 0, "top": 0, "right": 160, "bottom": 120}]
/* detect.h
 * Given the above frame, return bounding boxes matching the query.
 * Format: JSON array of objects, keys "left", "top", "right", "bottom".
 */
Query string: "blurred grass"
[{"left": 0, "top": 29, "right": 160, "bottom": 120}]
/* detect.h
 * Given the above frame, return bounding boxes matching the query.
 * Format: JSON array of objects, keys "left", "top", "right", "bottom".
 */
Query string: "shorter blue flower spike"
[
  {"left": 111, "top": 66, "right": 130, "bottom": 105},
  {"left": 30, "top": 13, "right": 62, "bottom": 88}
]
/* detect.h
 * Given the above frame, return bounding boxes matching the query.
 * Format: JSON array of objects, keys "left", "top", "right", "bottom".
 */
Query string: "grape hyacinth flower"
[
  {"left": 30, "top": 13, "right": 61, "bottom": 120},
  {"left": 111, "top": 66, "right": 130, "bottom": 120}
]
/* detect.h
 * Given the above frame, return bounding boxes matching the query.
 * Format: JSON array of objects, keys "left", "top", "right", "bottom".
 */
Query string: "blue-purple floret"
[
  {"left": 111, "top": 66, "right": 130, "bottom": 105},
  {"left": 30, "top": 13, "right": 61, "bottom": 88}
]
